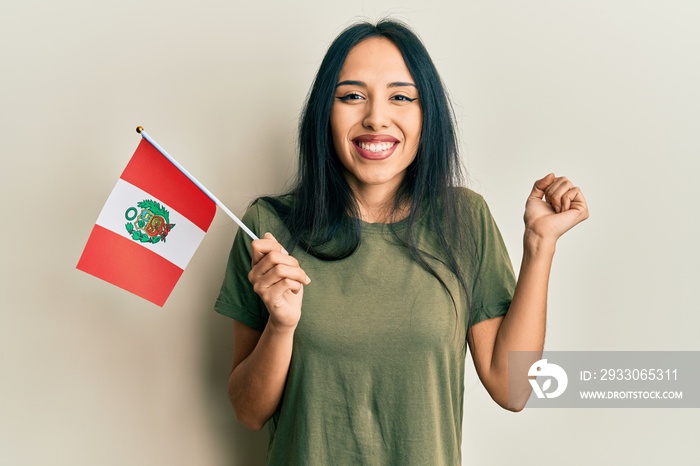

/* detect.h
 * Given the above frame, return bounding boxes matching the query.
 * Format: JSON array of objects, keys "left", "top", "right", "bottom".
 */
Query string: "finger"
[
  {"left": 529, "top": 173, "right": 556, "bottom": 200},
  {"left": 544, "top": 177, "right": 572, "bottom": 213},
  {"left": 255, "top": 250, "right": 301, "bottom": 272},
  {"left": 252, "top": 267, "right": 308, "bottom": 299},
  {"left": 558, "top": 185, "right": 581, "bottom": 213},
  {"left": 251, "top": 232, "right": 288, "bottom": 265},
  {"left": 249, "top": 252, "right": 311, "bottom": 289},
  {"left": 259, "top": 262, "right": 311, "bottom": 287},
  {"left": 266, "top": 233, "right": 289, "bottom": 255},
  {"left": 549, "top": 183, "right": 589, "bottom": 221},
  {"left": 261, "top": 279, "right": 305, "bottom": 313},
  {"left": 267, "top": 278, "right": 303, "bottom": 297},
  {"left": 562, "top": 188, "right": 572, "bottom": 212},
  {"left": 563, "top": 187, "right": 589, "bottom": 218},
  {"left": 543, "top": 176, "right": 570, "bottom": 198}
]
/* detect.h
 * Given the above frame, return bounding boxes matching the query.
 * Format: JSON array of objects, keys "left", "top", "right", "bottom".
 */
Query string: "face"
[{"left": 330, "top": 37, "right": 422, "bottom": 199}]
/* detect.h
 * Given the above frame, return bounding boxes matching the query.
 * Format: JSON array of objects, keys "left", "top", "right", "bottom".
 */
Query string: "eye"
[
  {"left": 390, "top": 95, "right": 418, "bottom": 103},
  {"left": 336, "top": 93, "right": 364, "bottom": 102}
]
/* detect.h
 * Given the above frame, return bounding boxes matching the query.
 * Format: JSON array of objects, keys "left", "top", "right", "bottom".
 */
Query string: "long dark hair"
[{"left": 262, "top": 19, "right": 474, "bottom": 326}]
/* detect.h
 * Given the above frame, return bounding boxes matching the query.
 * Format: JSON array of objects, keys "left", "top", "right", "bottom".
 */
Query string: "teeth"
[{"left": 358, "top": 142, "right": 394, "bottom": 152}]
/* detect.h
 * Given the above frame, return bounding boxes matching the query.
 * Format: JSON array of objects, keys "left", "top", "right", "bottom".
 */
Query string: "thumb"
[{"left": 529, "top": 173, "right": 555, "bottom": 200}]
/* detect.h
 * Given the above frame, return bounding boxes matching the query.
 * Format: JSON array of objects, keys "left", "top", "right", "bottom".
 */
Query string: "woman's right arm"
[{"left": 227, "top": 233, "right": 310, "bottom": 431}]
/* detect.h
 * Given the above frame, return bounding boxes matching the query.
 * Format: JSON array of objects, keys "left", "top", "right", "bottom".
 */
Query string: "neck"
[{"left": 350, "top": 185, "right": 410, "bottom": 224}]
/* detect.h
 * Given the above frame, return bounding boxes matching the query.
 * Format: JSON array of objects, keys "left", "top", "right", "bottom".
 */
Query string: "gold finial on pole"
[{"left": 136, "top": 126, "right": 144, "bottom": 134}]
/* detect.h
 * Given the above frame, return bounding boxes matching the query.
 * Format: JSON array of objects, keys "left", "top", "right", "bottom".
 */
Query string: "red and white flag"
[{"left": 77, "top": 138, "right": 216, "bottom": 306}]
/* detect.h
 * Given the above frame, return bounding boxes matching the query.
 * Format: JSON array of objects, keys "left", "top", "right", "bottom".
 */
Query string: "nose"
[{"left": 362, "top": 99, "right": 390, "bottom": 131}]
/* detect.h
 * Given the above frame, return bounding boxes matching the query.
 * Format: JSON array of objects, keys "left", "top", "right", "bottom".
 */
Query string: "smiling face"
[{"left": 330, "top": 37, "right": 422, "bottom": 205}]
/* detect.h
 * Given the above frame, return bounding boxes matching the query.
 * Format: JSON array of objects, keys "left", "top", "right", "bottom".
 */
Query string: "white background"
[{"left": 1, "top": 1, "right": 698, "bottom": 465}]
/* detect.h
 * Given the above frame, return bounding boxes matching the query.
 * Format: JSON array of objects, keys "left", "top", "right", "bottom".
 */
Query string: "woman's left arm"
[{"left": 468, "top": 173, "right": 589, "bottom": 411}]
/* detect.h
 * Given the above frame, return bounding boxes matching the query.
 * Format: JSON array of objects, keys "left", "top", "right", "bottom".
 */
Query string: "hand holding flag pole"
[{"left": 136, "top": 126, "right": 258, "bottom": 241}]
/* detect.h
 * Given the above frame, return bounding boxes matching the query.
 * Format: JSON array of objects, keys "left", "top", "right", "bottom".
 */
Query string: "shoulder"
[
  {"left": 446, "top": 187, "right": 502, "bottom": 243},
  {"left": 451, "top": 186, "right": 486, "bottom": 204},
  {"left": 242, "top": 194, "right": 294, "bottom": 222},
  {"left": 448, "top": 187, "right": 490, "bottom": 219},
  {"left": 243, "top": 194, "right": 295, "bottom": 243}
]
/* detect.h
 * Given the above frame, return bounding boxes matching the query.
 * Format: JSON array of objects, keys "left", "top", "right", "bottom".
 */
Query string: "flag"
[{"left": 77, "top": 137, "right": 217, "bottom": 306}]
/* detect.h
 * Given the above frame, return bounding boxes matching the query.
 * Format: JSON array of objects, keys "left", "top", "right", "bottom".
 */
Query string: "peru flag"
[{"left": 77, "top": 138, "right": 216, "bottom": 306}]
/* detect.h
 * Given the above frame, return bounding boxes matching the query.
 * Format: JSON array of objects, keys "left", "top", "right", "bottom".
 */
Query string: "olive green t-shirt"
[{"left": 215, "top": 189, "right": 516, "bottom": 465}]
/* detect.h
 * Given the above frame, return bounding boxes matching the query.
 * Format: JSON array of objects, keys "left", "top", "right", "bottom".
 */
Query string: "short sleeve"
[
  {"left": 467, "top": 193, "right": 516, "bottom": 327},
  {"left": 214, "top": 202, "right": 268, "bottom": 330}
]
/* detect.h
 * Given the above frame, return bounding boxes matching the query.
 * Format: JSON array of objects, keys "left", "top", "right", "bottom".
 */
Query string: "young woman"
[{"left": 215, "top": 20, "right": 588, "bottom": 465}]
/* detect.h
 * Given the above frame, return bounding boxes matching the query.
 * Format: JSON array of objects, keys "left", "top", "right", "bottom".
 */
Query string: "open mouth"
[
  {"left": 356, "top": 141, "right": 396, "bottom": 153},
  {"left": 352, "top": 136, "right": 399, "bottom": 160}
]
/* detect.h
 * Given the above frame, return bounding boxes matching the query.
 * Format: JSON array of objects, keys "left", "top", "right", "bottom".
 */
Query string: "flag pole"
[{"left": 136, "top": 126, "right": 259, "bottom": 241}]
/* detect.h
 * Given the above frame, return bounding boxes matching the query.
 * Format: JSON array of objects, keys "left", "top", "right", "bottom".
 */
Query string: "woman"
[{"left": 215, "top": 19, "right": 588, "bottom": 465}]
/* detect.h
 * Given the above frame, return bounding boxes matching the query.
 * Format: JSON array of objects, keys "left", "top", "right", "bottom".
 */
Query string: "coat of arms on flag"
[{"left": 125, "top": 200, "right": 175, "bottom": 244}]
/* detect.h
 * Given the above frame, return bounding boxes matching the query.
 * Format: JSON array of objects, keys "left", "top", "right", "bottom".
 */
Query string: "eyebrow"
[{"left": 335, "top": 80, "right": 417, "bottom": 88}]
